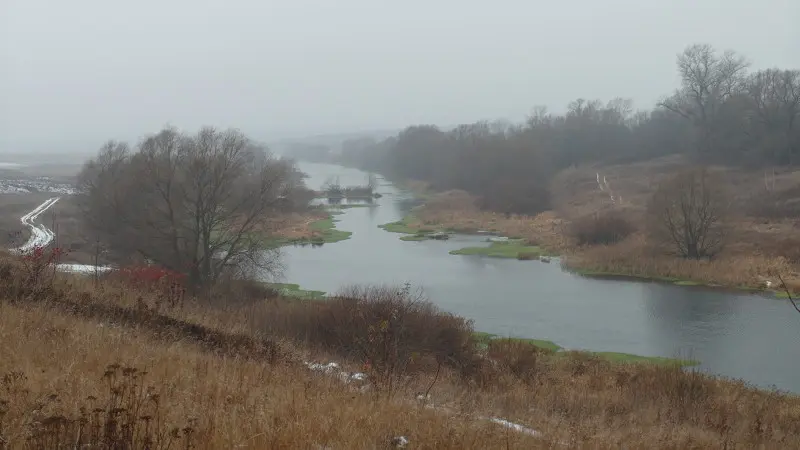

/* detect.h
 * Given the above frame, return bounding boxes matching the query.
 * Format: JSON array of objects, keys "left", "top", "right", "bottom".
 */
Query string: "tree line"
[{"left": 338, "top": 44, "right": 799, "bottom": 216}]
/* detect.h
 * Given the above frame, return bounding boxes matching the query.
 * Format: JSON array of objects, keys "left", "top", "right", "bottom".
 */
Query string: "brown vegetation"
[
  {"left": 568, "top": 211, "right": 636, "bottom": 247},
  {"left": 403, "top": 155, "right": 800, "bottom": 290},
  {"left": 0, "top": 251, "right": 799, "bottom": 449},
  {"left": 647, "top": 167, "right": 730, "bottom": 259}
]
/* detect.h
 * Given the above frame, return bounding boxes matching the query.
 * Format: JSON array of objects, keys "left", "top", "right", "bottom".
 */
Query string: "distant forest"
[{"left": 294, "top": 44, "right": 800, "bottom": 215}]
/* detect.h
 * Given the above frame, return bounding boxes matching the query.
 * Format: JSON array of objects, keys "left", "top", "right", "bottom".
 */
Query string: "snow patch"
[
  {"left": 483, "top": 417, "right": 540, "bottom": 437},
  {"left": 304, "top": 360, "right": 544, "bottom": 440}
]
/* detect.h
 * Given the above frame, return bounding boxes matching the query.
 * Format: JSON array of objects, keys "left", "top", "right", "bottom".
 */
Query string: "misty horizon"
[{"left": 2, "top": 0, "right": 799, "bottom": 153}]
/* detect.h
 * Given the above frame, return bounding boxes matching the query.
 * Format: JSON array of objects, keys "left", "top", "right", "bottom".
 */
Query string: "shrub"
[
  {"left": 325, "top": 285, "right": 476, "bottom": 395},
  {"left": 569, "top": 211, "right": 636, "bottom": 246},
  {"left": 487, "top": 339, "right": 551, "bottom": 383},
  {"left": 110, "top": 265, "right": 187, "bottom": 309},
  {"left": 207, "top": 278, "right": 280, "bottom": 305},
  {"left": 271, "top": 284, "right": 476, "bottom": 396},
  {"left": 0, "top": 246, "right": 69, "bottom": 301}
]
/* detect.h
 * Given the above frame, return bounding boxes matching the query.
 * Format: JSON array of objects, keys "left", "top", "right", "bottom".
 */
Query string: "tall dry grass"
[
  {"left": 562, "top": 233, "right": 796, "bottom": 288},
  {"left": 0, "top": 252, "right": 799, "bottom": 449},
  {"left": 413, "top": 190, "right": 569, "bottom": 252}
]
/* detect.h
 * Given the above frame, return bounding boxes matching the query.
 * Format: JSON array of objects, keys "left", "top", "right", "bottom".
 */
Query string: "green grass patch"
[
  {"left": 261, "top": 214, "right": 352, "bottom": 248},
  {"left": 672, "top": 280, "right": 703, "bottom": 286},
  {"left": 265, "top": 282, "right": 327, "bottom": 300},
  {"left": 774, "top": 290, "right": 800, "bottom": 299},
  {"left": 378, "top": 215, "right": 422, "bottom": 234},
  {"left": 472, "top": 332, "right": 561, "bottom": 352},
  {"left": 472, "top": 331, "right": 497, "bottom": 350},
  {"left": 472, "top": 332, "right": 697, "bottom": 366},
  {"left": 306, "top": 216, "right": 353, "bottom": 244},
  {"left": 450, "top": 240, "right": 545, "bottom": 260},
  {"left": 582, "top": 351, "right": 699, "bottom": 367},
  {"left": 506, "top": 337, "right": 561, "bottom": 352}
]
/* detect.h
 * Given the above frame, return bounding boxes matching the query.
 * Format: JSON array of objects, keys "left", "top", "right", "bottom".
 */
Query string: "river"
[{"left": 279, "top": 161, "right": 800, "bottom": 393}]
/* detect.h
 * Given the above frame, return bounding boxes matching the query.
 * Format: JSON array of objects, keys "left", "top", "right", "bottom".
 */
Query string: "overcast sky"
[{"left": 1, "top": 0, "right": 799, "bottom": 152}]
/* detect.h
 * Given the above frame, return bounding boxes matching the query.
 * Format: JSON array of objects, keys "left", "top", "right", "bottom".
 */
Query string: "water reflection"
[{"left": 366, "top": 204, "right": 378, "bottom": 221}]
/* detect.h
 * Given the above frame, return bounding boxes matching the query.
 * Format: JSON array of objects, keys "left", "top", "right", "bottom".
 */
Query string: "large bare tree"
[
  {"left": 77, "top": 126, "right": 301, "bottom": 287},
  {"left": 660, "top": 44, "right": 750, "bottom": 155},
  {"left": 647, "top": 168, "right": 730, "bottom": 259}
]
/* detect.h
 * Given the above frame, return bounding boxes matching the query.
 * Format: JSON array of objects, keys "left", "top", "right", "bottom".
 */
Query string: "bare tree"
[
  {"left": 77, "top": 126, "right": 301, "bottom": 288},
  {"left": 660, "top": 44, "right": 750, "bottom": 155},
  {"left": 647, "top": 167, "right": 730, "bottom": 259},
  {"left": 744, "top": 69, "right": 800, "bottom": 163}
]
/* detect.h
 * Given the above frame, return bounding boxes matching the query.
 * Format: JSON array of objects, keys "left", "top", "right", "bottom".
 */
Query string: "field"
[
  {"left": 407, "top": 155, "right": 800, "bottom": 292},
  {"left": 0, "top": 253, "right": 798, "bottom": 449}
]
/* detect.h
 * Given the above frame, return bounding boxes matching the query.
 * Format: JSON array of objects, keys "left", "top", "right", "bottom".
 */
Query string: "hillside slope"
[{"left": 0, "top": 252, "right": 798, "bottom": 449}]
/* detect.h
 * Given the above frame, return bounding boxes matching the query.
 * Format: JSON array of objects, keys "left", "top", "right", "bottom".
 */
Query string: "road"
[{"left": 11, "top": 196, "right": 112, "bottom": 273}]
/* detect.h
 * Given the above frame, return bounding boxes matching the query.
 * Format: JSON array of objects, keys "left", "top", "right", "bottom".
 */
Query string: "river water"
[{"left": 280, "top": 161, "right": 800, "bottom": 393}]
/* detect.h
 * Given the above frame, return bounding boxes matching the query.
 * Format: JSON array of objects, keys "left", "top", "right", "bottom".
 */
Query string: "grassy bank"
[
  {"left": 450, "top": 240, "right": 547, "bottom": 260},
  {"left": 378, "top": 214, "right": 428, "bottom": 234},
  {"left": 471, "top": 332, "right": 698, "bottom": 366},
  {"left": 472, "top": 332, "right": 561, "bottom": 352},
  {"left": 400, "top": 184, "right": 800, "bottom": 296},
  {"left": 265, "top": 213, "right": 353, "bottom": 247},
  {"left": 377, "top": 213, "right": 549, "bottom": 260},
  {"left": 265, "top": 282, "right": 327, "bottom": 300},
  {"left": 0, "top": 254, "right": 798, "bottom": 448},
  {"left": 256, "top": 282, "right": 699, "bottom": 366},
  {"left": 308, "top": 215, "right": 352, "bottom": 243}
]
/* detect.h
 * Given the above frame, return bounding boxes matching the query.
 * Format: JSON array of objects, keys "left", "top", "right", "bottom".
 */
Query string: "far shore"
[{"left": 380, "top": 181, "right": 798, "bottom": 299}]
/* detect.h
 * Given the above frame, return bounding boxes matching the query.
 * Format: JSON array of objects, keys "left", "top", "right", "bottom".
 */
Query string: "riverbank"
[
  {"left": 2, "top": 257, "right": 797, "bottom": 449},
  {"left": 262, "top": 279, "right": 698, "bottom": 367},
  {"left": 389, "top": 188, "right": 800, "bottom": 296},
  {"left": 258, "top": 208, "right": 353, "bottom": 247}
]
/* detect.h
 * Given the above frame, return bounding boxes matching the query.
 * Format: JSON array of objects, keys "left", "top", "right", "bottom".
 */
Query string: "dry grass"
[
  {"left": 563, "top": 233, "right": 796, "bottom": 288},
  {"left": 411, "top": 156, "right": 800, "bottom": 290},
  {"left": 0, "top": 252, "right": 798, "bottom": 449},
  {"left": 413, "top": 190, "right": 570, "bottom": 252},
  {"left": 1, "top": 302, "right": 543, "bottom": 449},
  {"left": 254, "top": 209, "right": 330, "bottom": 241}
]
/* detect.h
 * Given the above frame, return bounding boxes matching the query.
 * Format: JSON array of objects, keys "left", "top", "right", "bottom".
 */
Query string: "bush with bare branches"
[
  {"left": 647, "top": 167, "right": 731, "bottom": 259},
  {"left": 269, "top": 284, "right": 475, "bottom": 396}
]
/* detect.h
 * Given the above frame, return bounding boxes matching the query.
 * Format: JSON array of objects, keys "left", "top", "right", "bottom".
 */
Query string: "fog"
[{"left": 1, "top": 0, "right": 798, "bottom": 153}]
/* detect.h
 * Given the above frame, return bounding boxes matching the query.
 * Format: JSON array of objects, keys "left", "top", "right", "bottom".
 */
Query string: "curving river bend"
[{"left": 279, "top": 161, "right": 800, "bottom": 393}]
